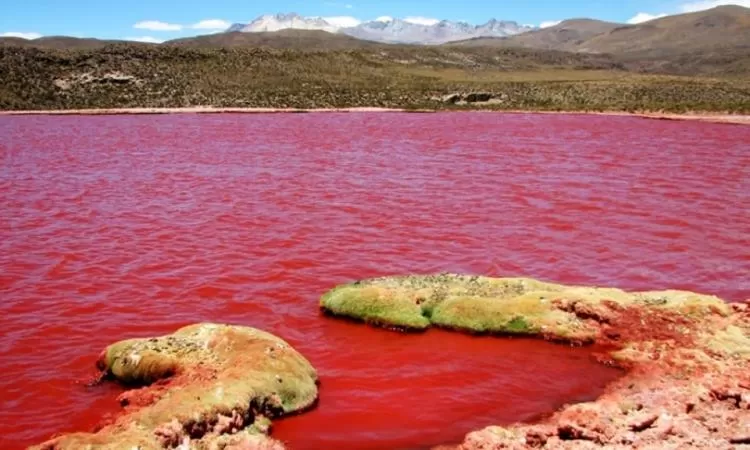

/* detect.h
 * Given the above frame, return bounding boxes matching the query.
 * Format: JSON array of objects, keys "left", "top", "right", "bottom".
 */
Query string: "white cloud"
[
  {"left": 126, "top": 36, "right": 164, "bottom": 43},
  {"left": 191, "top": 19, "right": 231, "bottom": 30},
  {"left": 0, "top": 31, "right": 42, "bottom": 39},
  {"left": 133, "top": 20, "right": 183, "bottom": 31},
  {"left": 321, "top": 16, "right": 362, "bottom": 28},
  {"left": 375, "top": 16, "right": 394, "bottom": 22},
  {"left": 403, "top": 16, "right": 441, "bottom": 26},
  {"left": 539, "top": 20, "right": 562, "bottom": 28},
  {"left": 680, "top": 0, "right": 750, "bottom": 12},
  {"left": 627, "top": 12, "right": 668, "bottom": 24}
]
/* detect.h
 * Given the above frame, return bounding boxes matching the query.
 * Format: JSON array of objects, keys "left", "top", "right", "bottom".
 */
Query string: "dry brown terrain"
[{"left": 1, "top": 5, "right": 748, "bottom": 113}]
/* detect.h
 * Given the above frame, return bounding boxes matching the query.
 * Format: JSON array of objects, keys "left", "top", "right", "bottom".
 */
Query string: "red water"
[{"left": 1, "top": 113, "right": 748, "bottom": 450}]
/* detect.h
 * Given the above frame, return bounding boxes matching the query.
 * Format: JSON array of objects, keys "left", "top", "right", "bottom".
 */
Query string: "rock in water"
[
  {"left": 321, "top": 274, "right": 750, "bottom": 449},
  {"left": 32, "top": 323, "right": 318, "bottom": 450}
]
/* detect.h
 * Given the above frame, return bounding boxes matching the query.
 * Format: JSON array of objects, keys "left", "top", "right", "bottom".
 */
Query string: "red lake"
[{"left": 1, "top": 112, "right": 748, "bottom": 449}]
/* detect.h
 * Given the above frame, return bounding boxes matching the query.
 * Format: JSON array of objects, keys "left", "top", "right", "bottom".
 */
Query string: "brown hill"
[
  {"left": 579, "top": 5, "right": 750, "bottom": 55},
  {"left": 0, "top": 37, "right": 32, "bottom": 47},
  {"left": 166, "top": 30, "right": 378, "bottom": 50},
  {"left": 451, "top": 5, "right": 750, "bottom": 58},
  {"left": 448, "top": 19, "right": 620, "bottom": 51},
  {"left": 3, "top": 30, "right": 378, "bottom": 52},
  {"left": 0, "top": 36, "right": 134, "bottom": 49}
]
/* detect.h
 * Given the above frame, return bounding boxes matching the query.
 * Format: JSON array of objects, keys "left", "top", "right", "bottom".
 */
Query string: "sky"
[{"left": 1, "top": 0, "right": 748, "bottom": 42}]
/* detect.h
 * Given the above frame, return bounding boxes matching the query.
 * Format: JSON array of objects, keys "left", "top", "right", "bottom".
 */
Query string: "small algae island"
[
  {"left": 321, "top": 274, "right": 750, "bottom": 449},
  {"left": 33, "top": 324, "right": 318, "bottom": 450}
]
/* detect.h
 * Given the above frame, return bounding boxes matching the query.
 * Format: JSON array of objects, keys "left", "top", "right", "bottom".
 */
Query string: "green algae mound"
[
  {"left": 320, "top": 274, "right": 732, "bottom": 342},
  {"left": 33, "top": 323, "right": 318, "bottom": 450}
]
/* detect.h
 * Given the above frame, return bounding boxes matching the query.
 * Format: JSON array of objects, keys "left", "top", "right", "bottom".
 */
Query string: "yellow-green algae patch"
[
  {"left": 320, "top": 283, "right": 431, "bottom": 330},
  {"left": 320, "top": 274, "right": 731, "bottom": 340},
  {"left": 32, "top": 323, "right": 318, "bottom": 450}
]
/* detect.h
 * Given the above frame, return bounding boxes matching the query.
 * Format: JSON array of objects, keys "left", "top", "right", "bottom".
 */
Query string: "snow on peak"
[{"left": 229, "top": 13, "right": 535, "bottom": 44}]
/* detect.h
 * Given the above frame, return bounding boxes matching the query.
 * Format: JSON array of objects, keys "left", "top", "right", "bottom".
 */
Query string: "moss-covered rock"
[
  {"left": 32, "top": 323, "right": 318, "bottom": 450},
  {"left": 320, "top": 283, "right": 431, "bottom": 330},
  {"left": 320, "top": 274, "right": 732, "bottom": 343}
]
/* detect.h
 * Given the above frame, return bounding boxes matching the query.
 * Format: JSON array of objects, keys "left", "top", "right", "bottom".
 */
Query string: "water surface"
[{"left": 1, "top": 113, "right": 748, "bottom": 449}]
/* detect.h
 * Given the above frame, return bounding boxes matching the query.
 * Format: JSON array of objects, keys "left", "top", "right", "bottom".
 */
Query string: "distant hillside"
[
  {"left": 579, "top": 5, "right": 750, "bottom": 55},
  {"left": 167, "top": 30, "right": 378, "bottom": 50},
  {"left": 0, "top": 36, "right": 128, "bottom": 50},
  {"left": 449, "top": 19, "right": 620, "bottom": 51},
  {"left": 0, "top": 37, "right": 30, "bottom": 47},
  {"left": 629, "top": 45, "right": 750, "bottom": 76},
  {"left": 2, "top": 43, "right": 748, "bottom": 113}
]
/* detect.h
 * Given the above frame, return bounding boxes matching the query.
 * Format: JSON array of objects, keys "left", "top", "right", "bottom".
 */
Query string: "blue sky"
[{"left": 1, "top": 0, "right": 747, "bottom": 42}]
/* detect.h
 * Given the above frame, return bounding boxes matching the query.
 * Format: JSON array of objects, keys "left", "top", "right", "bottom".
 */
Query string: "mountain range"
[
  {"left": 228, "top": 13, "right": 534, "bottom": 44},
  {"left": 2, "top": 5, "right": 748, "bottom": 67},
  {"left": 451, "top": 5, "right": 750, "bottom": 56}
]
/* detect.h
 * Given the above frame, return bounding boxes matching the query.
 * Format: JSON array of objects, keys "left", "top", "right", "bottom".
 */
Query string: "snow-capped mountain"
[
  {"left": 226, "top": 23, "right": 246, "bottom": 32},
  {"left": 234, "top": 13, "right": 339, "bottom": 34},
  {"left": 478, "top": 19, "right": 531, "bottom": 36},
  {"left": 226, "top": 13, "right": 535, "bottom": 44},
  {"left": 343, "top": 17, "right": 533, "bottom": 44}
]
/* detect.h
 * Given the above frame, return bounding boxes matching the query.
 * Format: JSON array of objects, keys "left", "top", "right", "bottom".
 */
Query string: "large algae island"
[{"left": 322, "top": 274, "right": 750, "bottom": 449}]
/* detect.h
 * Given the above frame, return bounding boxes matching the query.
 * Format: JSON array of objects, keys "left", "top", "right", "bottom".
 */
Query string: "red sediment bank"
[{"left": 457, "top": 299, "right": 750, "bottom": 449}]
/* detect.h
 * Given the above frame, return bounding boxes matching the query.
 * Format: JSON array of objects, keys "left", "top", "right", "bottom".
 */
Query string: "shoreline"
[{"left": 1, "top": 107, "right": 749, "bottom": 125}]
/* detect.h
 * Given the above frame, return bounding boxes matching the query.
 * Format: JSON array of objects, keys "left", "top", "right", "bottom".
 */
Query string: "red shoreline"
[{"left": 0, "top": 107, "right": 748, "bottom": 125}]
